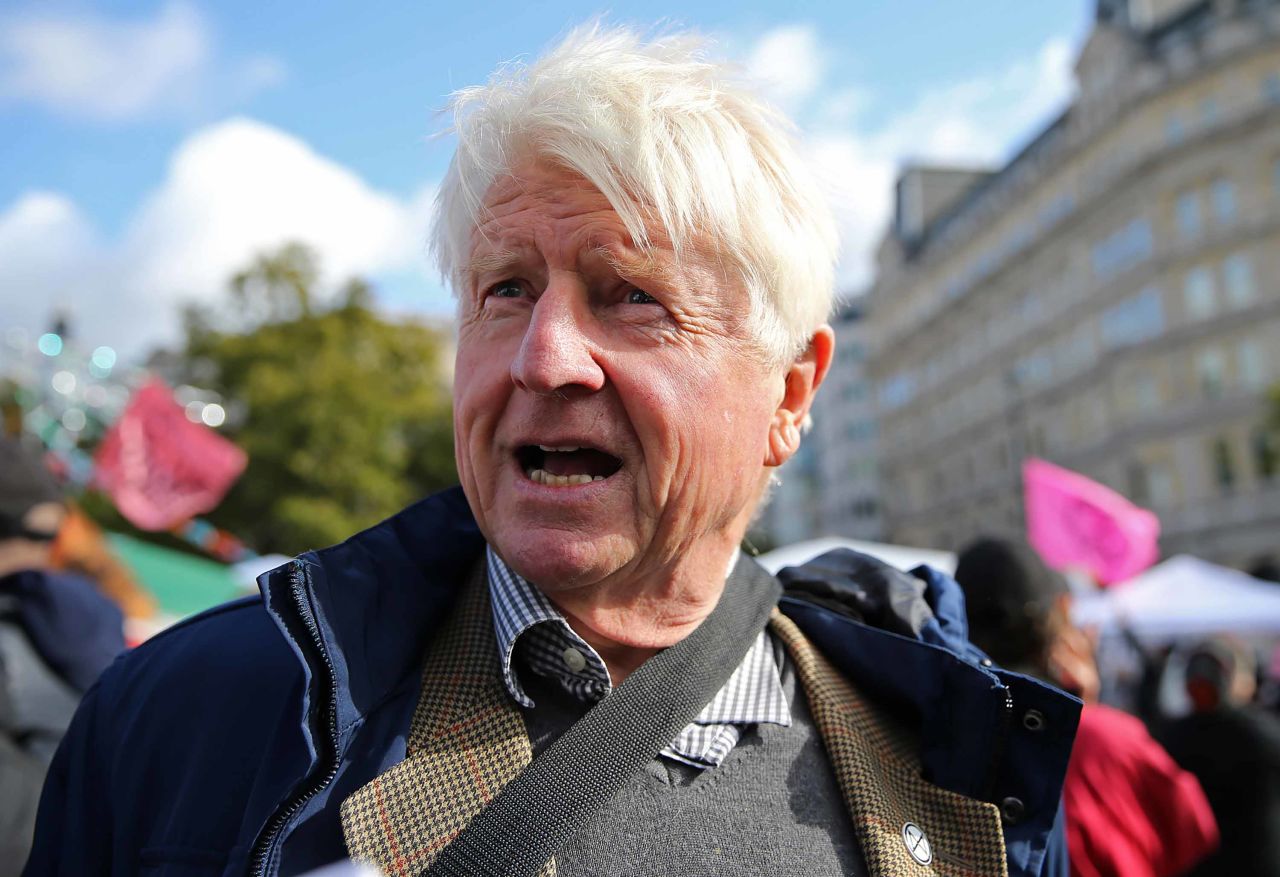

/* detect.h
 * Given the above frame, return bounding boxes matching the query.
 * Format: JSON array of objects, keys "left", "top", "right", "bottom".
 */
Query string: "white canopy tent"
[
  {"left": 757, "top": 537, "right": 957, "bottom": 576},
  {"left": 1072, "top": 554, "right": 1280, "bottom": 640}
]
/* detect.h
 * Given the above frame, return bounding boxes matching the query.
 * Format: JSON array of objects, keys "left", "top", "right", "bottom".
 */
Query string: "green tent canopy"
[{"left": 106, "top": 532, "right": 245, "bottom": 619}]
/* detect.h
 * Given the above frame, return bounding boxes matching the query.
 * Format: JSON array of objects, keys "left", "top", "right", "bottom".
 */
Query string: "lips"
[{"left": 515, "top": 443, "right": 624, "bottom": 487}]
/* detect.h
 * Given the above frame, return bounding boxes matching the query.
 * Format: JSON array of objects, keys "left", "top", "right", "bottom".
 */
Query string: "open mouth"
[{"left": 516, "top": 444, "right": 623, "bottom": 487}]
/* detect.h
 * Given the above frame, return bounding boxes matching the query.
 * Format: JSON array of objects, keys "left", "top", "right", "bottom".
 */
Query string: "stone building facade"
[{"left": 865, "top": 0, "right": 1280, "bottom": 565}]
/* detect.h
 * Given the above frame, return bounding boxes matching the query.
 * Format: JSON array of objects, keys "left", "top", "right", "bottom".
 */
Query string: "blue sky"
[{"left": 1, "top": 1, "right": 1093, "bottom": 358}]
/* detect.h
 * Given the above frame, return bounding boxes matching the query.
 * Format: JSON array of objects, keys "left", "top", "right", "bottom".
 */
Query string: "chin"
[{"left": 495, "top": 528, "right": 632, "bottom": 592}]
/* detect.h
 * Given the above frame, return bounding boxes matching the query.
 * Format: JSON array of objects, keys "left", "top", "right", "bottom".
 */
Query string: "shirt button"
[
  {"left": 562, "top": 646, "right": 587, "bottom": 672},
  {"left": 1022, "top": 709, "right": 1047, "bottom": 732},
  {"left": 1001, "top": 796, "right": 1025, "bottom": 825}
]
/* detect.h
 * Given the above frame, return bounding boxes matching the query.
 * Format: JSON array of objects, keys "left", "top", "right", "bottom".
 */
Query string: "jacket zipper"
[{"left": 249, "top": 560, "right": 342, "bottom": 877}]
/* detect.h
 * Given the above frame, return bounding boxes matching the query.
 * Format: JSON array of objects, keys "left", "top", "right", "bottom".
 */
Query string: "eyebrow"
[
  {"left": 462, "top": 249, "right": 523, "bottom": 277},
  {"left": 593, "top": 247, "right": 680, "bottom": 288}
]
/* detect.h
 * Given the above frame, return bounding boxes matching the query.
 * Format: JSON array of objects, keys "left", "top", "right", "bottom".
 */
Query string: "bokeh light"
[
  {"left": 201, "top": 403, "right": 227, "bottom": 428},
  {"left": 37, "top": 333, "right": 63, "bottom": 356},
  {"left": 91, "top": 346, "right": 117, "bottom": 371},
  {"left": 51, "top": 371, "right": 77, "bottom": 395},
  {"left": 61, "top": 409, "right": 87, "bottom": 432}
]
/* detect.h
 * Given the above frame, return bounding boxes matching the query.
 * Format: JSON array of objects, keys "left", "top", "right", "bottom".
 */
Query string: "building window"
[
  {"left": 1211, "top": 177, "right": 1238, "bottom": 224},
  {"left": 1265, "top": 72, "right": 1280, "bottom": 105},
  {"left": 1013, "top": 352, "right": 1053, "bottom": 390},
  {"left": 1058, "top": 324, "right": 1097, "bottom": 373},
  {"left": 1184, "top": 266, "right": 1216, "bottom": 320},
  {"left": 1199, "top": 96, "right": 1219, "bottom": 127},
  {"left": 1091, "top": 218, "right": 1154, "bottom": 280},
  {"left": 880, "top": 373, "right": 917, "bottom": 411},
  {"left": 1123, "top": 369, "right": 1161, "bottom": 414},
  {"left": 1211, "top": 438, "right": 1236, "bottom": 492},
  {"left": 1149, "top": 463, "right": 1175, "bottom": 508},
  {"left": 1254, "top": 429, "right": 1279, "bottom": 481},
  {"left": 1101, "top": 286, "right": 1164, "bottom": 349},
  {"left": 1127, "top": 461, "right": 1149, "bottom": 506},
  {"left": 1237, "top": 340, "right": 1267, "bottom": 389},
  {"left": 1223, "top": 252, "right": 1256, "bottom": 309},
  {"left": 1274, "top": 157, "right": 1280, "bottom": 198},
  {"left": 1166, "top": 113, "right": 1185, "bottom": 145},
  {"left": 1196, "top": 348, "right": 1226, "bottom": 397},
  {"left": 1175, "top": 190, "right": 1202, "bottom": 240}
]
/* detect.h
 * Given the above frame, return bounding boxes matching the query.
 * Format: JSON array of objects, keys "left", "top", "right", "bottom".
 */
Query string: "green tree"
[{"left": 182, "top": 243, "right": 456, "bottom": 555}]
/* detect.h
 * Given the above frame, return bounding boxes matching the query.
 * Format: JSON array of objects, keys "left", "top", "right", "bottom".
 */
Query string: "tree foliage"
[{"left": 182, "top": 243, "right": 456, "bottom": 555}]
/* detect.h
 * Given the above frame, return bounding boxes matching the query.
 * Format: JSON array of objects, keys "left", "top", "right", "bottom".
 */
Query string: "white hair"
[{"left": 430, "top": 23, "right": 838, "bottom": 363}]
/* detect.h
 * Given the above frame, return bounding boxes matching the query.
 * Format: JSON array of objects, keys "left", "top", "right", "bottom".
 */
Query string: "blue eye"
[
  {"left": 490, "top": 281, "right": 524, "bottom": 299},
  {"left": 626, "top": 288, "right": 657, "bottom": 305}
]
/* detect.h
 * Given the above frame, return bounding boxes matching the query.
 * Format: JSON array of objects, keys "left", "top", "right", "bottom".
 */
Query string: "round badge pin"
[{"left": 901, "top": 822, "right": 933, "bottom": 865}]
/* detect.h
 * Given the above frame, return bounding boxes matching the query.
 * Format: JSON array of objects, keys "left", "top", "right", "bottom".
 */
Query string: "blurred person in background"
[
  {"left": 0, "top": 438, "right": 124, "bottom": 875},
  {"left": 25, "top": 24, "right": 1082, "bottom": 877},
  {"left": 955, "top": 537, "right": 1217, "bottom": 877},
  {"left": 1158, "top": 638, "right": 1280, "bottom": 877},
  {"left": 49, "top": 503, "right": 156, "bottom": 623}
]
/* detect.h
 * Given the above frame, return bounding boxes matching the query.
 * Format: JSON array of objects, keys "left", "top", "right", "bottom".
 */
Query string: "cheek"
[
  {"left": 452, "top": 349, "right": 514, "bottom": 468},
  {"left": 629, "top": 360, "right": 773, "bottom": 491}
]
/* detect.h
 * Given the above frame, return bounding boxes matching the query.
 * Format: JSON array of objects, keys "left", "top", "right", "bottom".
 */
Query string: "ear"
[{"left": 765, "top": 325, "right": 834, "bottom": 468}]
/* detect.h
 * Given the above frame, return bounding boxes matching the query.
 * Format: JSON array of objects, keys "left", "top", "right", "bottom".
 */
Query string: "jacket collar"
[{"left": 258, "top": 486, "right": 485, "bottom": 742}]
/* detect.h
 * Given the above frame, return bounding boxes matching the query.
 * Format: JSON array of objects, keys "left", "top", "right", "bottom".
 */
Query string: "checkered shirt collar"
[{"left": 485, "top": 546, "right": 790, "bottom": 767}]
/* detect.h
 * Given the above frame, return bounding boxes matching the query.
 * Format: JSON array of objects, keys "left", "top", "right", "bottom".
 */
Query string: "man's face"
[{"left": 452, "top": 159, "right": 796, "bottom": 594}]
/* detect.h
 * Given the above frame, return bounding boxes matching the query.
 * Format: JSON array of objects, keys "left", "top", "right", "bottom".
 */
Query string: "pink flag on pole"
[
  {"left": 1023, "top": 457, "right": 1160, "bottom": 586},
  {"left": 94, "top": 380, "right": 247, "bottom": 531}
]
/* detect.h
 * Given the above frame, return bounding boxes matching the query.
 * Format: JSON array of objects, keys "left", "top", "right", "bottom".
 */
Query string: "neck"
[{"left": 547, "top": 537, "right": 739, "bottom": 686}]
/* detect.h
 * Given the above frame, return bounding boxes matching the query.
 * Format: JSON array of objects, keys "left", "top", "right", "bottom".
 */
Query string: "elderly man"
[{"left": 26, "top": 25, "right": 1078, "bottom": 877}]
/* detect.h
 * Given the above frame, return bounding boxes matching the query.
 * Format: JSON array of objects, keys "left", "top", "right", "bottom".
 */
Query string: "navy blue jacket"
[
  {"left": 0, "top": 568, "right": 124, "bottom": 694},
  {"left": 26, "top": 488, "right": 1078, "bottom": 876}
]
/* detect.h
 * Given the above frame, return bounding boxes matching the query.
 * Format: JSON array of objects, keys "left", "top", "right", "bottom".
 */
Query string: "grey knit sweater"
[{"left": 519, "top": 638, "right": 867, "bottom": 876}]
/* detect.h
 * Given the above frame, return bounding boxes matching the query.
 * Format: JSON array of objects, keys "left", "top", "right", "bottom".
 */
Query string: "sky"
[{"left": 1, "top": 1, "right": 1095, "bottom": 360}]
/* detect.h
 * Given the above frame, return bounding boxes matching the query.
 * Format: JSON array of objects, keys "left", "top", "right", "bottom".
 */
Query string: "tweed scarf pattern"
[
  {"left": 339, "top": 562, "right": 554, "bottom": 877},
  {"left": 341, "top": 568, "right": 1009, "bottom": 877}
]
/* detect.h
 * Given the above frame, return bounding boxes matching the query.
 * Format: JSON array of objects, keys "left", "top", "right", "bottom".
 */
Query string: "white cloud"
[
  {"left": 125, "top": 118, "right": 420, "bottom": 302},
  {"left": 0, "top": 118, "right": 441, "bottom": 357},
  {"left": 0, "top": 1, "right": 283, "bottom": 121},
  {"left": 868, "top": 37, "right": 1075, "bottom": 164},
  {"left": 774, "top": 33, "right": 1077, "bottom": 292},
  {"left": 745, "top": 24, "right": 825, "bottom": 109},
  {"left": 0, "top": 192, "right": 103, "bottom": 337}
]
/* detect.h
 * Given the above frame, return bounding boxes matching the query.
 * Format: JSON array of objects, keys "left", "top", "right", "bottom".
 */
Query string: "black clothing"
[{"left": 1160, "top": 705, "right": 1280, "bottom": 877}]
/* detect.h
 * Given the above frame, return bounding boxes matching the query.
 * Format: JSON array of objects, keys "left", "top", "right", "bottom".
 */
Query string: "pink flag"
[
  {"left": 94, "top": 380, "right": 247, "bottom": 531},
  {"left": 1023, "top": 457, "right": 1160, "bottom": 586}
]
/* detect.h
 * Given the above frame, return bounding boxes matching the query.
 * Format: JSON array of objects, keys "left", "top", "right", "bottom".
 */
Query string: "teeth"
[
  {"left": 538, "top": 444, "right": 581, "bottom": 452},
  {"left": 526, "top": 469, "right": 603, "bottom": 487}
]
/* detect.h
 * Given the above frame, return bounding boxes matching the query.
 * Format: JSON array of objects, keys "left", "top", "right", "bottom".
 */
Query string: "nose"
[{"left": 509, "top": 277, "right": 606, "bottom": 396}]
